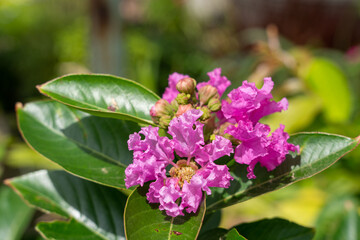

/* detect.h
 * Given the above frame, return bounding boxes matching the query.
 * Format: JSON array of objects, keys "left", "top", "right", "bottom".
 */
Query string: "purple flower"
[
  {"left": 126, "top": 109, "right": 234, "bottom": 217},
  {"left": 162, "top": 73, "right": 189, "bottom": 103},
  {"left": 222, "top": 77, "right": 288, "bottom": 124},
  {"left": 197, "top": 68, "right": 231, "bottom": 97},
  {"left": 225, "top": 121, "right": 299, "bottom": 179}
]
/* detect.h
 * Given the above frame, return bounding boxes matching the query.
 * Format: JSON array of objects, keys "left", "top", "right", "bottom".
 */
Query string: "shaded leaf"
[
  {"left": 197, "top": 228, "right": 228, "bottom": 240},
  {"left": 6, "top": 170, "right": 127, "bottom": 240},
  {"left": 234, "top": 218, "right": 314, "bottom": 240},
  {"left": 207, "top": 133, "right": 359, "bottom": 211},
  {"left": 38, "top": 74, "right": 160, "bottom": 125},
  {"left": 17, "top": 100, "right": 139, "bottom": 189},
  {"left": 37, "top": 219, "right": 103, "bottom": 240},
  {"left": 124, "top": 184, "right": 205, "bottom": 240},
  {"left": 0, "top": 185, "right": 34, "bottom": 240},
  {"left": 199, "top": 210, "right": 222, "bottom": 235}
]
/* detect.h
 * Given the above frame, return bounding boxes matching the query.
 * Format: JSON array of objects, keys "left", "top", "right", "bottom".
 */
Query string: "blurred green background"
[{"left": 1, "top": 0, "right": 360, "bottom": 239}]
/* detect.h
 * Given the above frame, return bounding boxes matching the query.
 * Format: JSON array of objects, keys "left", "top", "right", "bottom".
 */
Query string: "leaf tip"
[{"left": 355, "top": 135, "right": 360, "bottom": 143}]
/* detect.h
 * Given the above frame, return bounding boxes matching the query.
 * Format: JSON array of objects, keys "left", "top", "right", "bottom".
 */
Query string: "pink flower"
[
  {"left": 225, "top": 121, "right": 299, "bottom": 179},
  {"left": 126, "top": 109, "right": 234, "bottom": 217},
  {"left": 222, "top": 77, "right": 288, "bottom": 124},
  {"left": 197, "top": 68, "right": 231, "bottom": 97}
]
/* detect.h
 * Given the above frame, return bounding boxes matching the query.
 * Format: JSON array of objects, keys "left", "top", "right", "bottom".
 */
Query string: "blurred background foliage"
[{"left": 0, "top": 0, "right": 360, "bottom": 239}]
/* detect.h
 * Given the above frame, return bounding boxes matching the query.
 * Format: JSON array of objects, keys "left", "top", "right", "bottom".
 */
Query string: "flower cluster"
[
  {"left": 125, "top": 109, "right": 233, "bottom": 217},
  {"left": 125, "top": 68, "right": 298, "bottom": 217}
]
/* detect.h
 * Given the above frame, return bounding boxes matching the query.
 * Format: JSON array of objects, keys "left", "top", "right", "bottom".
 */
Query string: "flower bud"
[
  {"left": 198, "top": 85, "right": 219, "bottom": 105},
  {"left": 176, "top": 104, "right": 193, "bottom": 117},
  {"left": 199, "top": 106, "right": 211, "bottom": 121},
  {"left": 159, "top": 115, "right": 172, "bottom": 128},
  {"left": 176, "top": 93, "right": 191, "bottom": 105},
  {"left": 208, "top": 98, "right": 221, "bottom": 112},
  {"left": 150, "top": 99, "right": 173, "bottom": 117},
  {"left": 176, "top": 77, "right": 196, "bottom": 94}
]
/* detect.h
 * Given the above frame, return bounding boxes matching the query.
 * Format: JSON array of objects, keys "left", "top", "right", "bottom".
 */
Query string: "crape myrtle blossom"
[
  {"left": 125, "top": 109, "right": 233, "bottom": 217},
  {"left": 220, "top": 77, "right": 299, "bottom": 179}
]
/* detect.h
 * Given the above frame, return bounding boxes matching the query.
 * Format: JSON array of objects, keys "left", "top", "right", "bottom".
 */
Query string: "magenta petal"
[
  {"left": 168, "top": 109, "right": 204, "bottom": 157},
  {"left": 258, "top": 125, "right": 299, "bottom": 172},
  {"left": 162, "top": 72, "right": 189, "bottom": 103},
  {"left": 158, "top": 178, "right": 184, "bottom": 217},
  {"left": 197, "top": 68, "right": 231, "bottom": 97},
  {"left": 125, "top": 155, "right": 166, "bottom": 188},
  {"left": 221, "top": 77, "right": 287, "bottom": 123},
  {"left": 205, "top": 135, "right": 233, "bottom": 161},
  {"left": 198, "top": 163, "right": 233, "bottom": 189},
  {"left": 180, "top": 175, "right": 205, "bottom": 214},
  {"left": 146, "top": 177, "right": 165, "bottom": 203}
]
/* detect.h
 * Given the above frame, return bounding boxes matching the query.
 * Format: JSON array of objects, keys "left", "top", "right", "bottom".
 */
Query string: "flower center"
[{"left": 169, "top": 160, "right": 198, "bottom": 188}]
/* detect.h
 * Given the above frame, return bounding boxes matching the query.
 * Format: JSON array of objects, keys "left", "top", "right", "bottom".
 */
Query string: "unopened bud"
[
  {"left": 199, "top": 107, "right": 211, "bottom": 121},
  {"left": 159, "top": 115, "right": 172, "bottom": 128},
  {"left": 151, "top": 99, "right": 173, "bottom": 117},
  {"left": 198, "top": 85, "right": 219, "bottom": 105},
  {"left": 176, "top": 104, "right": 193, "bottom": 117},
  {"left": 176, "top": 93, "right": 191, "bottom": 105},
  {"left": 208, "top": 98, "right": 221, "bottom": 112},
  {"left": 176, "top": 77, "right": 197, "bottom": 94}
]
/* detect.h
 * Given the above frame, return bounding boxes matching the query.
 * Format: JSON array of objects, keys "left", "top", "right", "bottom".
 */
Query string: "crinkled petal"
[
  {"left": 168, "top": 109, "right": 204, "bottom": 157},
  {"left": 197, "top": 68, "right": 231, "bottom": 97},
  {"left": 158, "top": 178, "right": 184, "bottom": 217},
  {"left": 207, "top": 135, "right": 234, "bottom": 161},
  {"left": 162, "top": 73, "right": 189, "bottom": 103},
  {"left": 146, "top": 176, "right": 165, "bottom": 203},
  {"left": 128, "top": 126, "right": 174, "bottom": 162},
  {"left": 180, "top": 175, "right": 205, "bottom": 214},
  {"left": 198, "top": 162, "right": 233, "bottom": 189},
  {"left": 258, "top": 125, "right": 299, "bottom": 172},
  {"left": 221, "top": 77, "right": 287, "bottom": 123},
  {"left": 125, "top": 155, "right": 166, "bottom": 188}
]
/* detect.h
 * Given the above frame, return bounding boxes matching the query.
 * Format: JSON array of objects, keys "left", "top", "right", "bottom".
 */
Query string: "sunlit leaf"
[
  {"left": 38, "top": 74, "right": 160, "bottom": 125},
  {"left": 124, "top": 184, "right": 206, "bottom": 240}
]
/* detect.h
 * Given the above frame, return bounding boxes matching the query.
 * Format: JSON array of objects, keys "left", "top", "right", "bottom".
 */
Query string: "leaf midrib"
[
  {"left": 40, "top": 87, "right": 154, "bottom": 125},
  {"left": 22, "top": 108, "right": 127, "bottom": 168}
]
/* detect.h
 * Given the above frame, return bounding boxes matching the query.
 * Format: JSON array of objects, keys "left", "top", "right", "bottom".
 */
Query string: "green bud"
[
  {"left": 176, "top": 77, "right": 197, "bottom": 94},
  {"left": 159, "top": 115, "right": 172, "bottom": 128},
  {"left": 199, "top": 106, "right": 211, "bottom": 121},
  {"left": 198, "top": 85, "right": 219, "bottom": 105},
  {"left": 176, "top": 93, "right": 191, "bottom": 105},
  {"left": 208, "top": 98, "right": 221, "bottom": 112}
]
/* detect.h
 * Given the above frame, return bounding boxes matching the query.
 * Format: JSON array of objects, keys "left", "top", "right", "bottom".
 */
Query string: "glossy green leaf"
[
  {"left": 124, "top": 184, "right": 206, "bottom": 240},
  {"left": 17, "top": 100, "right": 139, "bottom": 189},
  {"left": 207, "top": 133, "right": 359, "bottom": 211},
  {"left": 314, "top": 196, "right": 359, "bottom": 240},
  {"left": 36, "top": 219, "right": 103, "bottom": 240},
  {"left": 304, "top": 58, "right": 352, "bottom": 123},
  {"left": 235, "top": 218, "right": 314, "bottom": 240},
  {"left": 38, "top": 74, "right": 160, "bottom": 125},
  {"left": 0, "top": 186, "right": 34, "bottom": 240},
  {"left": 199, "top": 210, "right": 222, "bottom": 235},
  {"left": 227, "top": 228, "right": 246, "bottom": 240},
  {"left": 6, "top": 170, "right": 127, "bottom": 240}
]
